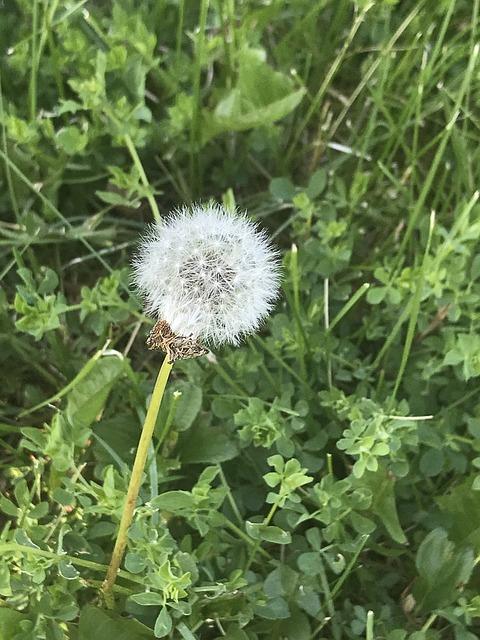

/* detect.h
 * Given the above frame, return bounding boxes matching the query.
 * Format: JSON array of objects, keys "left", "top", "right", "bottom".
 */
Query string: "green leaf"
[
  {"left": 471, "top": 254, "right": 480, "bottom": 280},
  {"left": 282, "top": 610, "right": 311, "bottom": 640},
  {"left": 15, "top": 293, "right": 68, "bottom": 340},
  {"left": 211, "top": 87, "right": 305, "bottom": 135},
  {"left": 366, "top": 287, "right": 387, "bottom": 305},
  {"left": 52, "top": 488, "right": 75, "bottom": 506},
  {"left": 437, "top": 479, "right": 480, "bottom": 552},
  {"left": 269, "top": 177, "right": 296, "bottom": 201},
  {"left": 96, "top": 190, "right": 137, "bottom": 207},
  {"left": 297, "top": 552, "right": 323, "bottom": 576},
  {"left": 154, "top": 608, "right": 172, "bottom": 638},
  {"left": 130, "top": 592, "right": 164, "bottom": 606},
  {"left": 150, "top": 491, "right": 195, "bottom": 512},
  {"left": 296, "top": 587, "right": 321, "bottom": 617},
  {"left": 179, "top": 425, "right": 239, "bottom": 463},
  {"left": 350, "top": 511, "right": 376, "bottom": 535},
  {"left": 28, "top": 501, "right": 49, "bottom": 519},
  {"left": 56, "top": 126, "right": 88, "bottom": 155},
  {"left": 79, "top": 605, "right": 154, "bottom": 640},
  {"left": 58, "top": 560, "right": 80, "bottom": 580},
  {"left": 443, "top": 334, "right": 480, "bottom": 380},
  {"left": 419, "top": 448, "right": 445, "bottom": 477},
  {"left": 125, "top": 553, "right": 147, "bottom": 574},
  {"left": 359, "top": 469, "right": 407, "bottom": 544},
  {"left": 0, "top": 609, "right": 28, "bottom": 637},
  {"left": 14, "top": 529, "right": 39, "bottom": 549},
  {"left": 254, "top": 596, "right": 290, "bottom": 620},
  {"left": 246, "top": 521, "right": 292, "bottom": 544},
  {"left": 172, "top": 382, "right": 202, "bottom": 431},
  {"left": 414, "top": 528, "right": 474, "bottom": 611},
  {"left": 205, "top": 47, "right": 305, "bottom": 141},
  {"left": 67, "top": 356, "right": 124, "bottom": 430},
  {"left": 306, "top": 169, "right": 327, "bottom": 199},
  {"left": 263, "top": 472, "right": 281, "bottom": 488},
  {"left": 93, "top": 414, "right": 139, "bottom": 466},
  {"left": 0, "top": 495, "right": 20, "bottom": 517},
  {"left": 0, "top": 563, "right": 12, "bottom": 596}
]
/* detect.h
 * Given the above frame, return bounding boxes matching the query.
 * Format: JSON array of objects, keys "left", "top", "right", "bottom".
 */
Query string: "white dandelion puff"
[{"left": 132, "top": 203, "right": 281, "bottom": 347}]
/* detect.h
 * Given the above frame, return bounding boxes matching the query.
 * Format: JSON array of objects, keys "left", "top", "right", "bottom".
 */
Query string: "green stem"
[
  {"left": 286, "top": 2, "right": 373, "bottom": 162},
  {"left": 190, "top": 0, "right": 209, "bottom": 193},
  {"left": 389, "top": 212, "right": 435, "bottom": 407},
  {"left": 124, "top": 133, "right": 161, "bottom": 223},
  {"left": 176, "top": 0, "right": 185, "bottom": 67},
  {"left": 244, "top": 501, "right": 279, "bottom": 571},
  {"left": 30, "top": 0, "right": 39, "bottom": 120},
  {"left": 0, "top": 73, "right": 19, "bottom": 221},
  {"left": 102, "top": 357, "right": 174, "bottom": 607},
  {"left": 20, "top": 343, "right": 113, "bottom": 417},
  {"left": 222, "top": 519, "right": 271, "bottom": 558},
  {"left": 328, "top": 283, "right": 370, "bottom": 331},
  {"left": 421, "top": 613, "right": 437, "bottom": 632},
  {"left": 324, "top": 278, "right": 332, "bottom": 390},
  {"left": 289, "top": 244, "right": 308, "bottom": 380},
  {"left": 155, "top": 390, "right": 181, "bottom": 455},
  {"left": 0, "top": 542, "right": 159, "bottom": 590}
]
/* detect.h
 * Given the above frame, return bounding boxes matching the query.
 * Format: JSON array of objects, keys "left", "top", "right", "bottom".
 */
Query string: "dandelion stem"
[{"left": 102, "top": 356, "right": 173, "bottom": 608}]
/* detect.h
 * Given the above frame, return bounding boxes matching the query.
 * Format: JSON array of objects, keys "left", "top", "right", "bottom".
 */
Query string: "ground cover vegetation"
[{"left": 1, "top": 0, "right": 480, "bottom": 638}]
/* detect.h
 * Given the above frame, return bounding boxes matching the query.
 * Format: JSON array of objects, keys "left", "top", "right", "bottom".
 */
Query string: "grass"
[{"left": 1, "top": 1, "right": 480, "bottom": 639}]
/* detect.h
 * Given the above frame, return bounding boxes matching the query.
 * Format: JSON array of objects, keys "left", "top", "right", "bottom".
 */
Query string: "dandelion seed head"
[{"left": 133, "top": 203, "right": 281, "bottom": 346}]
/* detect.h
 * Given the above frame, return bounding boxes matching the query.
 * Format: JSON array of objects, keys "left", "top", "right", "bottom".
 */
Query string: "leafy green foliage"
[
  {"left": 414, "top": 529, "right": 475, "bottom": 612},
  {"left": 78, "top": 606, "right": 154, "bottom": 639},
  {"left": 2, "top": 0, "right": 480, "bottom": 638}
]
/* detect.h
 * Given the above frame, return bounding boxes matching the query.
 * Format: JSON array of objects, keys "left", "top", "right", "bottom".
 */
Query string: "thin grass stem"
[{"left": 124, "top": 134, "right": 161, "bottom": 223}]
